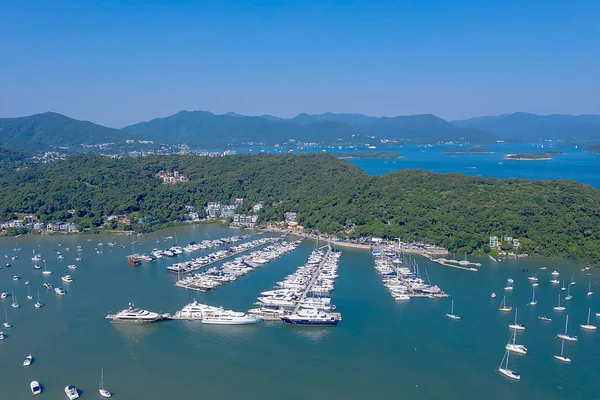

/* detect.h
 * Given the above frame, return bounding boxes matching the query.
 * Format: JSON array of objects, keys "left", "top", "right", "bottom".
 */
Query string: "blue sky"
[{"left": 1, "top": 0, "right": 599, "bottom": 127}]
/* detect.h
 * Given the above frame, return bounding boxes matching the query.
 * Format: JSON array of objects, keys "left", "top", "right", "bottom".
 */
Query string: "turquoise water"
[
  {"left": 229, "top": 143, "right": 600, "bottom": 189},
  {"left": 1, "top": 225, "right": 599, "bottom": 399},
  {"left": 346, "top": 144, "right": 600, "bottom": 189}
]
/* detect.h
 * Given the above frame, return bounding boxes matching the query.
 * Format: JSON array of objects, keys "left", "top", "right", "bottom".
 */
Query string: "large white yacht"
[
  {"left": 172, "top": 300, "right": 222, "bottom": 320},
  {"left": 105, "top": 303, "right": 169, "bottom": 324},
  {"left": 201, "top": 310, "right": 262, "bottom": 325}
]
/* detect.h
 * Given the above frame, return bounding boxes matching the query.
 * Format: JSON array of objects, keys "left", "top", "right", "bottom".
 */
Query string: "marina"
[
  {"left": 0, "top": 224, "right": 599, "bottom": 399},
  {"left": 166, "top": 236, "right": 280, "bottom": 274},
  {"left": 372, "top": 250, "right": 449, "bottom": 300},
  {"left": 173, "top": 239, "right": 300, "bottom": 291}
]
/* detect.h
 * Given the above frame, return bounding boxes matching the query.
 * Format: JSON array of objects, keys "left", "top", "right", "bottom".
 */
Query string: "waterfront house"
[{"left": 489, "top": 236, "right": 499, "bottom": 248}]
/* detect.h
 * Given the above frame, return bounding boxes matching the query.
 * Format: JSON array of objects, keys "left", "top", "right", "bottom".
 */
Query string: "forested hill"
[
  {"left": 1, "top": 153, "right": 599, "bottom": 265},
  {"left": 0, "top": 112, "right": 128, "bottom": 152}
]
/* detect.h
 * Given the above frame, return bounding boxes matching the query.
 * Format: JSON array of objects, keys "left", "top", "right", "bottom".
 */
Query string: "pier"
[
  {"left": 428, "top": 257, "right": 480, "bottom": 272},
  {"left": 168, "top": 237, "right": 281, "bottom": 274},
  {"left": 293, "top": 244, "right": 331, "bottom": 313}
]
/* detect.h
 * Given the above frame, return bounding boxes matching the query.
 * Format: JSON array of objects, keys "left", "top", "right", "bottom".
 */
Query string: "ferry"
[
  {"left": 105, "top": 303, "right": 169, "bottom": 324},
  {"left": 201, "top": 310, "right": 262, "bottom": 325},
  {"left": 281, "top": 308, "right": 339, "bottom": 326}
]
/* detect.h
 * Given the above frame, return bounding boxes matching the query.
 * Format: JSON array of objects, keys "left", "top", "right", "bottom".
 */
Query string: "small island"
[
  {"left": 505, "top": 151, "right": 562, "bottom": 160},
  {"left": 336, "top": 151, "right": 402, "bottom": 159},
  {"left": 585, "top": 143, "right": 600, "bottom": 154},
  {"left": 444, "top": 146, "right": 492, "bottom": 154}
]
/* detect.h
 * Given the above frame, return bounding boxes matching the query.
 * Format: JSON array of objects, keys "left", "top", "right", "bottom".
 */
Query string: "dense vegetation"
[
  {"left": 505, "top": 152, "right": 555, "bottom": 160},
  {"left": 0, "top": 153, "right": 599, "bottom": 265},
  {"left": 444, "top": 146, "right": 491, "bottom": 154}
]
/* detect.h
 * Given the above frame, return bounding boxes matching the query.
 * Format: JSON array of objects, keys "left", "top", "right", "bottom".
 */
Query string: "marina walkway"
[{"left": 293, "top": 244, "right": 331, "bottom": 313}]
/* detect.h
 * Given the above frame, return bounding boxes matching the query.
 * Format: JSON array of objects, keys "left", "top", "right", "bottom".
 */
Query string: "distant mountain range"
[
  {"left": 452, "top": 112, "right": 600, "bottom": 142},
  {"left": 1, "top": 110, "right": 599, "bottom": 153}
]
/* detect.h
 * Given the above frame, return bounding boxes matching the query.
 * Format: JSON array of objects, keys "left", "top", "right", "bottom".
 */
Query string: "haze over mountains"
[{"left": 0, "top": 110, "right": 599, "bottom": 153}]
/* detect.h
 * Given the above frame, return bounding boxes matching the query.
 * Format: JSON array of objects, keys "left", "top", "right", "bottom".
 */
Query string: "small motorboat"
[
  {"left": 23, "top": 355, "right": 33, "bottom": 367},
  {"left": 61, "top": 275, "right": 74, "bottom": 283},
  {"left": 30, "top": 380, "right": 42, "bottom": 395},
  {"left": 67, "top": 264, "right": 78, "bottom": 270},
  {"left": 33, "top": 264, "right": 41, "bottom": 270},
  {"left": 490, "top": 292, "right": 497, "bottom": 298},
  {"left": 65, "top": 385, "right": 80, "bottom": 400},
  {"left": 539, "top": 316, "right": 552, "bottom": 322}
]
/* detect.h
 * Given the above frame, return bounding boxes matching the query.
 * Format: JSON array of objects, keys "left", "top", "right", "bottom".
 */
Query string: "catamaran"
[
  {"left": 557, "top": 315, "right": 578, "bottom": 342},
  {"left": 499, "top": 296, "right": 512, "bottom": 312},
  {"left": 445, "top": 299, "right": 460, "bottom": 320},
  {"left": 497, "top": 350, "right": 520, "bottom": 380},
  {"left": 529, "top": 288, "right": 537, "bottom": 306},
  {"left": 99, "top": 367, "right": 112, "bottom": 398},
  {"left": 580, "top": 308, "right": 597, "bottom": 331},
  {"left": 506, "top": 330, "right": 527, "bottom": 355},
  {"left": 553, "top": 338, "right": 571, "bottom": 363},
  {"left": 509, "top": 308, "right": 525, "bottom": 331},
  {"left": 553, "top": 293, "right": 565, "bottom": 311}
]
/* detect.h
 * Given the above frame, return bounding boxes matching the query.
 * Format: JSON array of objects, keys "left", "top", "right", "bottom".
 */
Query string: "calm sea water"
[
  {"left": 0, "top": 225, "right": 598, "bottom": 399},
  {"left": 230, "top": 143, "right": 600, "bottom": 189}
]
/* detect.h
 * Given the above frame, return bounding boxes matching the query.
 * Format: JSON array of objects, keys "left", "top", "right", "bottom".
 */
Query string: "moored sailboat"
[
  {"left": 557, "top": 315, "right": 578, "bottom": 342},
  {"left": 580, "top": 308, "right": 597, "bottom": 331},
  {"left": 499, "top": 296, "right": 512, "bottom": 312},
  {"left": 445, "top": 299, "right": 460, "bottom": 320},
  {"left": 497, "top": 350, "right": 520, "bottom": 380}
]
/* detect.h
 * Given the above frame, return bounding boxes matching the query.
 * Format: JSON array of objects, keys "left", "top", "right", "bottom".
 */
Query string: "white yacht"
[
  {"left": 64, "top": 385, "right": 80, "bottom": 400},
  {"left": 550, "top": 279, "right": 559, "bottom": 284},
  {"left": 554, "top": 338, "right": 571, "bottom": 363},
  {"left": 580, "top": 308, "right": 597, "bottom": 331},
  {"left": 248, "top": 305, "right": 287, "bottom": 320},
  {"left": 551, "top": 270, "right": 559, "bottom": 276},
  {"left": 201, "top": 310, "right": 262, "bottom": 325},
  {"left": 99, "top": 367, "right": 112, "bottom": 398},
  {"left": 172, "top": 300, "right": 222, "bottom": 320},
  {"left": 497, "top": 350, "right": 520, "bottom": 380},
  {"left": 553, "top": 294, "right": 566, "bottom": 311},
  {"left": 30, "top": 381, "right": 42, "bottom": 395},
  {"left": 54, "top": 287, "right": 66, "bottom": 296},
  {"left": 23, "top": 355, "right": 33, "bottom": 367},
  {"left": 508, "top": 308, "right": 525, "bottom": 331},
  {"left": 31, "top": 255, "right": 42, "bottom": 261},
  {"left": 67, "top": 264, "right": 78, "bottom": 270},
  {"left": 0, "top": 291, "right": 7, "bottom": 299},
  {"left": 445, "top": 299, "right": 460, "bottom": 320},
  {"left": 61, "top": 275, "right": 74, "bottom": 283},
  {"left": 0, "top": 331, "right": 4, "bottom": 340},
  {"left": 529, "top": 288, "right": 537, "bottom": 306},
  {"left": 557, "top": 315, "right": 578, "bottom": 342},
  {"left": 105, "top": 303, "right": 169, "bottom": 324}
]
